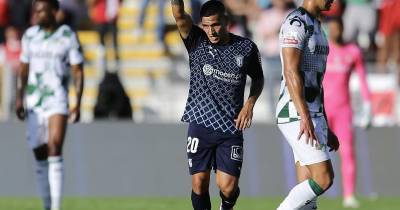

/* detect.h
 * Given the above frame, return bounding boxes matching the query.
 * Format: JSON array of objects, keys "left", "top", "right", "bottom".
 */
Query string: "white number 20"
[{"left": 187, "top": 137, "right": 199, "bottom": 153}]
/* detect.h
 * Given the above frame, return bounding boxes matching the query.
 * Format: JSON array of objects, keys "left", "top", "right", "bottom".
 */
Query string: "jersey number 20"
[{"left": 187, "top": 137, "right": 199, "bottom": 153}]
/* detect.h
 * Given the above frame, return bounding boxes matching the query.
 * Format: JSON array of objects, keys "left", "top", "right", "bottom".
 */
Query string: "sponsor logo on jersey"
[
  {"left": 231, "top": 146, "right": 243, "bottom": 161},
  {"left": 283, "top": 37, "right": 299, "bottom": 44},
  {"left": 202, "top": 64, "right": 243, "bottom": 84},
  {"left": 188, "top": 159, "right": 193, "bottom": 167},
  {"left": 283, "top": 31, "right": 300, "bottom": 45}
]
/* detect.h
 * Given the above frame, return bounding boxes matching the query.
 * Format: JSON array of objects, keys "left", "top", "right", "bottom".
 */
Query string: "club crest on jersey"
[
  {"left": 231, "top": 146, "right": 243, "bottom": 161},
  {"left": 235, "top": 55, "right": 244, "bottom": 67}
]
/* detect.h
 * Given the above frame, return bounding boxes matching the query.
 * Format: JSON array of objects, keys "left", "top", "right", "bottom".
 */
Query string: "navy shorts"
[{"left": 186, "top": 123, "right": 244, "bottom": 177}]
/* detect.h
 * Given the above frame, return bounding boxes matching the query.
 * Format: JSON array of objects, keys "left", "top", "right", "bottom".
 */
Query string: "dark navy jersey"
[{"left": 181, "top": 25, "right": 263, "bottom": 134}]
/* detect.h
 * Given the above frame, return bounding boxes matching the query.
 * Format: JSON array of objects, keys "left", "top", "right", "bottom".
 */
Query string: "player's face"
[
  {"left": 33, "top": 1, "right": 56, "bottom": 27},
  {"left": 318, "top": 0, "right": 334, "bottom": 11},
  {"left": 328, "top": 20, "right": 343, "bottom": 42},
  {"left": 201, "top": 14, "right": 228, "bottom": 44}
]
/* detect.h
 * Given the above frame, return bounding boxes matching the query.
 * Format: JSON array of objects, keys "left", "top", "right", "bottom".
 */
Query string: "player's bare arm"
[
  {"left": 282, "top": 47, "right": 318, "bottom": 146},
  {"left": 235, "top": 76, "right": 264, "bottom": 131},
  {"left": 69, "top": 63, "right": 84, "bottom": 123},
  {"left": 171, "top": 0, "right": 193, "bottom": 39},
  {"left": 16, "top": 62, "right": 29, "bottom": 120}
]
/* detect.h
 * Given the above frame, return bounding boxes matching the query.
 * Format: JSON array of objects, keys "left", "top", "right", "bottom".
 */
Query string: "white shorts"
[
  {"left": 278, "top": 116, "right": 330, "bottom": 166},
  {"left": 26, "top": 108, "right": 68, "bottom": 149}
]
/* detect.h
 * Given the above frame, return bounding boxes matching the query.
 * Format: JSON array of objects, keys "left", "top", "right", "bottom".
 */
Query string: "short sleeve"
[
  {"left": 246, "top": 44, "right": 264, "bottom": 79},
  {"left": 280, "top": 16, "right": 307, "bottom": 50},
  {"left": 182, "top": 25, "right": 204, "bottom": 52},
  {"left": 20, "top": 33, "right": 30, "bottom": 63},
  {"left": 68, "top": 32, "right": 84, "bottom": 65}
]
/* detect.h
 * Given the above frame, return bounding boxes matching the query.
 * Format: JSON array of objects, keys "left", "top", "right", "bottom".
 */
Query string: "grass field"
[{"left": 0, "top": 197, "right": 398, "bottom": 210}]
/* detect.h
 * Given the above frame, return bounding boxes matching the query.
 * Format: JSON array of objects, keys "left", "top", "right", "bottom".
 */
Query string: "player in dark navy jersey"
[{"left": 171, "top": 1, "right": 264, "bottom": 210}]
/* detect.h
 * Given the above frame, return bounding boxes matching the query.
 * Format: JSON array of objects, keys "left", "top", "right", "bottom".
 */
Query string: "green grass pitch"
[{"left": 0, "top": 197, "right": 398, "bottom": 210}]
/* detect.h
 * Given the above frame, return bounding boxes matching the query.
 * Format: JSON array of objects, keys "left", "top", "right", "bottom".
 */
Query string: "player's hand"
[
  {"left": 235, "top": 101, "right": 254, "bottom": 131},
  {"left": 15, "top": 97, "right": 25, "bottom": 120},
  {"left": 298, "top": 117, "right": 319, "bottom": 147},
  {"left": 327, "top": 128, "right": 339, "bottom": 152},
  {"left": 68, "top": 106, "right": 80, "bottom": 123}
]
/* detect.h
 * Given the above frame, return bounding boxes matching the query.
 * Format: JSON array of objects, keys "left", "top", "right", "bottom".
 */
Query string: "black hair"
[
  {"left": 35, "top": 0, "right": 60, "bottom": 10},
  {"left": 200, "top": 0, "right": 227, "bottom": 18}
]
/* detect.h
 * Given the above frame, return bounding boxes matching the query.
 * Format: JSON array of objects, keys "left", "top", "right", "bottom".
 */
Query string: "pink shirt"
[{"left": 323, "top": 42, "right": 371, "bottom": 110}]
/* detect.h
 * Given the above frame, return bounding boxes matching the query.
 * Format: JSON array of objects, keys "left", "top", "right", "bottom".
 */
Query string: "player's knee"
[
  {"left": 47, "top": 137, "right": 63, "bottom": 156},
  {"left": 313, "top": 170, "right": 334, "bottom": 190},
  {"left": 217, "top": 180, "right": 237, "bottom": 197},
  {"left": 192, "top": 175, "right": 210, "bottom": 195}
]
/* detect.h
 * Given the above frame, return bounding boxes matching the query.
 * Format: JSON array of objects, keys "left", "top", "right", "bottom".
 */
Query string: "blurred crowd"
[{"left": 0, "top": 0, "right": 399, "bottom": 122}]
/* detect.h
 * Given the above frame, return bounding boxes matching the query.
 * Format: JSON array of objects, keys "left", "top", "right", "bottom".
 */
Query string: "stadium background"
[{"left": 0, "top": 0, "right": 399, "bottom": 209}]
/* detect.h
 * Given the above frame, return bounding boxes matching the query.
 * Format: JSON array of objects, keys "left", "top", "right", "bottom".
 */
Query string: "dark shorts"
[{"left": 186, "top": 123, "right": 244, "bottom": 177}]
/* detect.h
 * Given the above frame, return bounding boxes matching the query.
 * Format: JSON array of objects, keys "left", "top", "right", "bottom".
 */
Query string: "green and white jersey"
[
  {"left": 20, "top": 25, "right": 83, "bottom": 113},
  {"left": 276, "top": 7, "right": 329, "bottom": 124}
]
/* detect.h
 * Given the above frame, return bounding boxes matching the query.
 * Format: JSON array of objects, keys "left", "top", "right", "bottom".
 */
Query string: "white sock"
[
  {"left": 48, "top": 156, "right": 63, "bottom": 210},
  {"left": 36, "top": 160, "right": 51, "bottom": 210},
  {"left": 299, "top": 198, "right": 317, "bottom": 210},
  {"left": 277, "top": 180, "right": 319, "bottom": 210}
]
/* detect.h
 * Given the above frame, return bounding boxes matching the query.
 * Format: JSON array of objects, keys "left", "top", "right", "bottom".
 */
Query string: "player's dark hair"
[
  {"left": 200, "top": 0, "right": 227, "bottom": 18},
  {"left": 35, "top": 0, "right": 60, "bottom": 10}
]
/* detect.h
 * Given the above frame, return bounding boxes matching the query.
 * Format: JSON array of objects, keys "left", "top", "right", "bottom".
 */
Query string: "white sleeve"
[
  {"left": 280, "top": 16, "right": 307, "bottom": 50},
  {"left": 68, "top": 32, "right": 84, "bottom": 65},
  {"left": 20, "top": 34, "right": 30, "bottom": 63}
]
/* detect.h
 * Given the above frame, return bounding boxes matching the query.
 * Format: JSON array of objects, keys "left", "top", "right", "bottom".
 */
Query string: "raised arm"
[{"left": 171, "top": 0, "right": 193, "bottom": 39}]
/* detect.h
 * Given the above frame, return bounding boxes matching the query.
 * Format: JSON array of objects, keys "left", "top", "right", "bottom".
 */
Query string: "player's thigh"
[
  {"left": 186, "top": 123, "right": 216, "bottom": 175},
  {"left": 215, "top": 135, "right": 243, "bottom": 178},
  {"left": 278, "top": 117, "right": 330, "bottom": 166},
  {"left": 48, "top": 114, "right": 68, "bottom": 146},
  {"left": 296, "top": 162, "right": 311, "bottom": 183},
  {"left": 26, "top": 110, "right": 48, "bottom": 149},
  {"left": 307, "top": 159, "right": 334, "bottom": 181}
]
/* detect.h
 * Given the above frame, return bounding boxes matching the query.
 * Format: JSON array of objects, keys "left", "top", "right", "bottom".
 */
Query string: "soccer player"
[
  {"left": 171, "top": 0, "right": 264, "bottom": 209},
  {"left": 323, "top": 17, "right": 372, "bottom": 208},
  {"left": 15, "top": 0, "right": 84, "bottom": 210},
  {"left": 275, "top": 0, "right": 339, "bottom": 209}
]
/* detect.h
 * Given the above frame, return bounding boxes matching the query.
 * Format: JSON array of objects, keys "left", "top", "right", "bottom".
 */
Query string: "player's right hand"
[
  {"left": 298, "top": 117, "right": 319, "bottom": 147},
  {"left": 15, "top": 98, "right": 25, "bottom": 120}
]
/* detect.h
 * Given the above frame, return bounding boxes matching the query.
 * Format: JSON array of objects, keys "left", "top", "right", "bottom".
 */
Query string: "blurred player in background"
[
  {"left": 323, "top": 17, "right": 372, "bottom": 209},
  {"left": 171, "top": 0, "right": 264, "bottom": 209},
  {"left": 275, "top": 0, "right": 339, "bottom": 209},
  {"left": 15, "top": 0, "right": 84, "bottom": 209}
]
